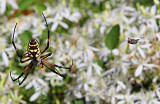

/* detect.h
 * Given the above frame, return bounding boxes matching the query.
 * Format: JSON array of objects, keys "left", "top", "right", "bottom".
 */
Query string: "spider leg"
[
  {"left": 10, "top": 62, "right": 32, "bottom": 82},
  {"left": 40, "top": 52, "right": 52, "bottom": 59},
  {"left": 12, "top": 23, "right": 29, "bottom": 58},
  {"left": 42, "top": 60, "right": 73, "bottom": 69},
  {"left": 22, "top": 52, "right": 29, "bottom": 57},
  {"left": 20, "top": 58, "right": 31, "bottom": 63},
  {"left": 41, "top": 13, "right": 50, "bottom": 54},
  {"left": 42, "top": 61, "right": 63, "bottom": 77},
  {"left": 19, "top": 64, "right": 33, "bottom": 85}
]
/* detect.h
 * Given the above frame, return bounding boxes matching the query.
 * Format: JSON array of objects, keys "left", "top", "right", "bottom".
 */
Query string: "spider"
[{"left": 10, "top": 13, "right": 73, "bottom": 85}]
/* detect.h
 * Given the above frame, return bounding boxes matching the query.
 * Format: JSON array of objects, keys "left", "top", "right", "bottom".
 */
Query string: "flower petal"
[
  {"left": 143, "top": 64, "right": 159, "bottom": 68},
  {"left": 59, "top": 22, "right": 68, "bottom": 29},
  {"left": 29, "top": 91, "right": 41, "bottom": 102},
  {"left": 117, "top": 80, "right": 126, "bottom": 89},
  {"left": 2, "top": 52, "right": 9, "bottom": 67},
  {"left": 92, "top": 63, "right": 101, "bottom": 75},
  {"left": 115, "top": 94, "right": 124, "bottom": 100},
  {"left": 87, "top": 65, "right": 92, "bottom": 78},
  {"left": 37, "top": 78, "right": 48, "bottom": 87},
  {"left": 51, "top": 22, "right": 58, "bottom": 31},
  {"left": 0, "top": 0, "right": 6, "bottom": 14},
  {"left": 25, "top": 81, "right": 33, "bottom": 90},
  {"left": 135, "top": 65, "right": 143, "bottom": 77},
  {"left": 84, "top": 83, "right": 89, "bottom": 91},
  {"left": 8, "top": 0, "right": 18, "bottom": 9},
  {"left": 112, "top": 49, "right": 119, "bottom": 56},
  {"left": 74, "top": 90, "right": 82, "bottom": 98},
  {"left": 137, "top": 47, "right": 146, "bottom": 59},
  {"left": 155, "top": 14, "right": 160, "bottom": 18},
  {"left": 156, "top": 89, "right": 160, "bottom": 99},
  {"left": 151, "top": 5, "right": 156, "bottom": 15}
]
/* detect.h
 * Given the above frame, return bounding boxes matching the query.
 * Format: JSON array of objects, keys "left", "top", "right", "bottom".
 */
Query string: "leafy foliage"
[
  {"left": 35, "top": 3, "right": 46, "bottom": 15},
  {"left": 19, "top": 0, "right": 36, "bottom": 11},
  {"left": 19, "top": 31, "right": 32, "bottom": 46},
  {"left": 105, "top": 24, "right": 120, "bottom": 50},
  {"left": 0, "top": 0, "right": 160, "bottom": 104}
]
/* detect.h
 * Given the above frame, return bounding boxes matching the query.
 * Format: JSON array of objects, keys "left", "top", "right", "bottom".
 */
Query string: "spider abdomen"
[{"left": 28, "top": 38, "right": 41, "bottom": 58}]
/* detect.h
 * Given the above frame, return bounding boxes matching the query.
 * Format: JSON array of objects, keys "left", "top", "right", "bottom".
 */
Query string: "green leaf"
[
  {"left": 133, "top": 0, "right": 154, "bottom": 7},
  {"left": 40, "top": 29, "right": 48, "bottom": 45},
  {"left": 35, "top": 3, "right": 47, "bottom": 15},
  {"left": 19, "top": 0, "right": 36, "bottom": 11},
  {"left": 73, "top": 0, "right": 81, "bottom": 7},
  {"left": 92, "top": 1, "right": 106, "bottom": 12},
  {"left": 5, "top": 5, "right": 12, "bottom": 17},
  {"left": 38, "top": 95, "right": 49, "bottom": 104},
  {"left": 19, "top": 31, "right": 32, "bottom": 46},
  {"left": 42, "top": 29, "right": 48, "bottom": 40},
  {"left": 96, "top": 59, "right": 103, "bottom": 68},
  {"left": 73, "top": 99, "right": 85, "bottom": 104},
  {"left": 105, "top": 24, "right": 120, "bottom": 50}
]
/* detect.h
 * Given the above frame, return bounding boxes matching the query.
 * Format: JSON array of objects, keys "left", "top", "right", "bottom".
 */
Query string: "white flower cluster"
[
  {"left": 0, "top": 0, "right": 160, "bottom": 103},
  {"left": 44, "top": 3, "right": 81, "bottom": 31}
]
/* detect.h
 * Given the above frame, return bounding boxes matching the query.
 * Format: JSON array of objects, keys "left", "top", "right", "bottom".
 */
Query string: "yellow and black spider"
[{"left": 10, "top": 13, "right": 73, "bottom": 85}]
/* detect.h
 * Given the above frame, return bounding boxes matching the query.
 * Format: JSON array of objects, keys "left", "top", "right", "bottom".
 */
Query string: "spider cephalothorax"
[{"left": 10, "top": 13, "right": 73, "bottom": 85}]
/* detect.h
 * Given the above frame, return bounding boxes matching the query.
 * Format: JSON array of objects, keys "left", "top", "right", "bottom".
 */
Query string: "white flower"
[
  {"left": 44, "top": 72, "right": 64, "bottom": 86},
  {"left": 0, "top": 37, "right": 12, "bottom": 68},
  {"left": 0, "top": 0, "right": 18, "bottom": 15},
  {"left": 11, "top": 71, "right": 48, "bottom": 102},
  {"left": 48, "top": 14, "right": 69, "bottom": 31},
  {"left": 2, "top": 52, "right": 9, "bottom": 67},
  {"left": 137, "top": 47, "right": 146, "bottom": 59},
  {"left": 29, "top": 91, "right": 41, "bottom": 102},
  {"left": 71, "top": 37, "right": 99, "bottom": 62},
  {"left": 98, "top": 47, "right": 111, "bottom": 62},
  {"left": 140, "top": 5, "right": 160, "bottom": 32},
  {"left": 44, "top": 4, "right": 81, "bottom": 31},
  {"left": 134, "top": 65, "right": 143, "bottom": 77},
  {"left": 68, "top": 10, "right": 81, "bottom": 22},
  {"left": 117, "top": 80, "right": 126, "bottom": 90},
  {"left": 150, "top": 5, "right": 160, "bottom": 19}
]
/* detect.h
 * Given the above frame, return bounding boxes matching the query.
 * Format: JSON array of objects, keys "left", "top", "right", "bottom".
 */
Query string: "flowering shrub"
[{"left": 0, "top": 0, "right": 160, "bottom": 103}]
